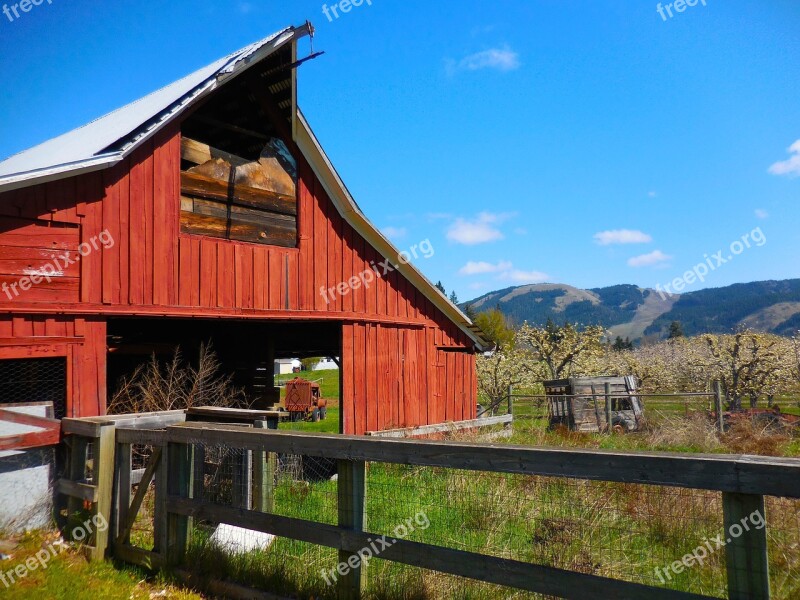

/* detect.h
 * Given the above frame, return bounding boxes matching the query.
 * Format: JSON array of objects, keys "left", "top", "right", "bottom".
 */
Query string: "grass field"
[
  {"left": 0, "top": 531, "right": 200, "bottom": 600},
  {"left": 5, "top": 374, "right": 799, "bottom": 599}
]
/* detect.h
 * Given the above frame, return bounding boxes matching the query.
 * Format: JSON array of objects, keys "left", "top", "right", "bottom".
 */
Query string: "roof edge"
[
  {"left": 294, "top": 110, "right": 489, "bottom": 351},
  {"left": 0, "top": 24, "right": 311, "bottom": 193},
  {"left": 0, "top": 153, "right": 123, "bottom": 193}
]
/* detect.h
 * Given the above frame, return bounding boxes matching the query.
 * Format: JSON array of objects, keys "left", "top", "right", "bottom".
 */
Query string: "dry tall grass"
[{"left": 107, "top": 343, "right": 246, "bottom": 414}]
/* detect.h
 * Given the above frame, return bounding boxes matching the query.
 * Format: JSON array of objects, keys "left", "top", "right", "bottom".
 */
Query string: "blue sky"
[{"left": 1, "top": 0, "right": 798, "bottom": 302}]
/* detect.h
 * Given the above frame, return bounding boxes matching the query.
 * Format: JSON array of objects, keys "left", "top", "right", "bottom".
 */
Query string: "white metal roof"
[{"left": 0, "top": 26, "right": 301, "bottom": 190}]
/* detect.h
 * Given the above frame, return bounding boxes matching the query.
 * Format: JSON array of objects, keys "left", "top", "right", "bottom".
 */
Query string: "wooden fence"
[{"left": 57, "top": 414, "right": 800, "bottom": 600}]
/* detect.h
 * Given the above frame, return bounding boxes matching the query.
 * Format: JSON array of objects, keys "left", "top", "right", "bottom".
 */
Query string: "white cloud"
[
  {"left": 594, "top": 229, "right": 653, "bottom": 246},
  {"left": 498, "top": 269, "right": 550, "bottom": 284},
  {"left": 627, "top": 250, "right": 672, "bottom": 268},
  {"left": 381, "top": 226, "right": 407, "bottom": 240},
  {"left": 447, "top": 46, "right": 520, "bottom": 74},
  {"left": 754, "top": 209, "right": 769, "bottom": 220},
  {"left": 768, "top": 139, "right": 800, "bottom": 177},
  {"left": 446, "top": 212, "right": 509, "bottom": 245},
  {"left": 458, "top": 260, "right": 513, "bottom": 275}
]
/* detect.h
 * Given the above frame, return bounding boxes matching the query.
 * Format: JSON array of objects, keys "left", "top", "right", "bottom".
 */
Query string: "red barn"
[{"left": 0, "top": 23, "right": 487, "bottom": 435}]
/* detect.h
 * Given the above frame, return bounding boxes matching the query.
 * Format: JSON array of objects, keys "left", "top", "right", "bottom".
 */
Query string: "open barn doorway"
[{"left": 105, "top": 318, "right": 343, "bottom": 433}]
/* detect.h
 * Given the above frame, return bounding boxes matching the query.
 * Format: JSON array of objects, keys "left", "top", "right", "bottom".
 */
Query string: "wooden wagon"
[
  {"left": 544, "top": 376, "right": 643, "bottom": 433},
  {"left": 284, "top": 378, "right": 327, "bottom": 422}
]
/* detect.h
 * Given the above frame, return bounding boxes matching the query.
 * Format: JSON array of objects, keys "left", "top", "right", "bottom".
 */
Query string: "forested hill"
[{"left": 464, "top": 279, "right": 800, "bottom": 340}]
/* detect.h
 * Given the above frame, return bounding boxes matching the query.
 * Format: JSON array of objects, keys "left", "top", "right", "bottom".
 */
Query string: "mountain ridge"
[{"left": 464, "top": 279, "right": 800, "bottom": 340}]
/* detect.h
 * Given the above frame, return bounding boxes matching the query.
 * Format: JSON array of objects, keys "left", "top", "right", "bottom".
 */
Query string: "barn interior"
[{"left": 106, "top": 318, "right": 341, "bottom": 427}]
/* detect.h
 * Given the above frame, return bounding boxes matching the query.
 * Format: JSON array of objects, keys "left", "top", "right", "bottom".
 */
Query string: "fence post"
[
  {"left": 604, "top": 382, "right": 613, "bottom": 434},
  {"left": 506, "top": 385, "right": 514, "bottom": 433},
  {"left": 113, "top": 441, "right": 132, "bottom": 548},
  {"left": 337, "top": 459, "right": 366, "bottom": 600},
  {"left": 65, "top": 435, "right": 89, "bottom": 539},
  {"left": 722, "top": 492, "right": 770, "bottom": 600},
  {"left": 154, "top": 442, "right": 168, "bottom": 556},
  {"left": 253, "top": 420, "right": 276, "bottom": 513},
  {"left": 165, "top": 441, "right": 193, "bottom": 566},
  {"left": 714, "top": 380, "right": 725, "bottom": 432},
  {"left": 91, "top": 423, "right": 116, "bottom": 561}
]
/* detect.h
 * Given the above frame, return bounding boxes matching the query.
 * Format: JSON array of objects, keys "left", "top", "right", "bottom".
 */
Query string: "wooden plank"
[
  {"left": 0, "top": 245, "right": 80, "bottom": 277},
  {"left": 366, "top": 324, "right": 378, "bottom": 434},
  {"left": 118, "top": 162, "right": 131, "bottom": 304},
  {"left": 113, "top": 544, "right": 165, "bottom": 570},
  {"left": 142, "top": 141, "right": 155, "bottom": 305},
  {"left": 180, "top": 172, "right": 296, "bottom": 216},
  {"left": 366, "top": 415, "right": 513, "bottom": 438},
  {"left": 180, "top": 137, "right": 252, "bottom": 167},
  {"left": 199, "top": 240, "right": 217, "bottom": 307},
  {"left": 253, "top": 246, "right": 268, "bottom": 310},
  {"left": 128, "top": 146, "right": 146, "bottom": 305},
  {"left": 252, "top": 421, "right": 276, "bottom": 513},
  {"left": 337, "top": 460, "right": 366, "bottom": 600},
  {"left": 116, "top": 447, "right": 163, "bottom": 546},
  {"left": 113, "top": 443, "right": 132, "bottom": 544},
  {"left": 217, "top": 242, "right": 235, "bottom": 308},
  {"left": 184, "top": 196, "right": 296, "bottom": 228},
  {"left": 165, "top": 495, "right": 713, "bottom": 600},
  {"left": 0, "top": 216, "right": 78, "bottom": 249},
  {"left": 0, "top": 425, "right": 60, "bottom": 451},
  {"left": 91, "top": 424, "right": 116, "bottom": 561},
  {"left": 313, "top": 181, "right": 327, "bottom": 312},
  {"left": 723, "top": 493, "right": 770, "bottom": 600},
  {"left": 56, "top": 478, "right": 98, "bottom": 502},
  {"left": 342, "top": 324, "right": 355, "bottom": 435},
  {"left": 62, "top": 418, "right": 112, "bottom": 438},
  {"left": 65, "top": 435, "right": 88, "bottom": 537},
  {"left": 180, "top": 211, "right": 296, "bottom": 248},
  {"left": 101, "top": 166, "right": 120, "bottom": 305},
  {"left": 166, "top": 442, "right": 193, "bottom": 565},
  {"left": 164, "top": 425, "right": 800, "bottom": 498},
  {"left": 152, "top": 134, "right": 169, "bottom": 305}
]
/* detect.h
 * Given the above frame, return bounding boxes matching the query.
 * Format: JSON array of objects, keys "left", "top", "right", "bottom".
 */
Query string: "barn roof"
[{"left": 0, "top": 23, "right": 488, "bottom": 350}]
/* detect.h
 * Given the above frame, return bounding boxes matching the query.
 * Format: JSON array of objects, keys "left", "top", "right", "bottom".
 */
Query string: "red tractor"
[{"left": 284, "top": 378, "right": 327, "bottom": 422}]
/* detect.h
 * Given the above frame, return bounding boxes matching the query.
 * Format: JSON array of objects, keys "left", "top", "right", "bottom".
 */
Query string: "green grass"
[
  {"left": 178, "top": 412, "right": 800, "bottom": 599},
  {"left": 0, "top": 531, "right": 201, "bottom": 600},
  {"left": 280, "top": 406, "right": 340, "bottom": 434}
]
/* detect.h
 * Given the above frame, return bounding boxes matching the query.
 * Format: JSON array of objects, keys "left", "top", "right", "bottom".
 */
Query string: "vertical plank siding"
[{"left": 0, "top": 124, "right": 476, "bottom": 424}]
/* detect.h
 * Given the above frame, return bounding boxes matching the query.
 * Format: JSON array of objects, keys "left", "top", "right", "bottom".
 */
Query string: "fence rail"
[{"left": 56, "top": 416, "right": 800, "bottom": 599}]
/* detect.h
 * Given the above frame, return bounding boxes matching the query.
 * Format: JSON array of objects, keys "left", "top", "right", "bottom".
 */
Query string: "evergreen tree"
[
  {"left": 668, "top": 321, "right": 685, "bottom": 340},
  {"left": 463, "top": 303, "right": 477, "bottom": 321},
  {"left": 449, "top": 290, "right": 460, "bottom": 305},
  {"left": 612, "top": 336, "right": 634, "bottom": 352},
  {"left": 435, "top": 281, "right": 446, "bottom": 295}
]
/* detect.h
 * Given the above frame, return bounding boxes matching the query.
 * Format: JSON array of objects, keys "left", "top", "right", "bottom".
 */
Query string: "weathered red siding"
[{"left": 0, "top": 125, "right": 476, "bottom": 428}]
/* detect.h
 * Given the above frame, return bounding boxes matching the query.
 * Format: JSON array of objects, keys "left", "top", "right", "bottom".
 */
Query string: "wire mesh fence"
[{"left": 106, "top": 427, "right": 800, "bottom": 600}]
